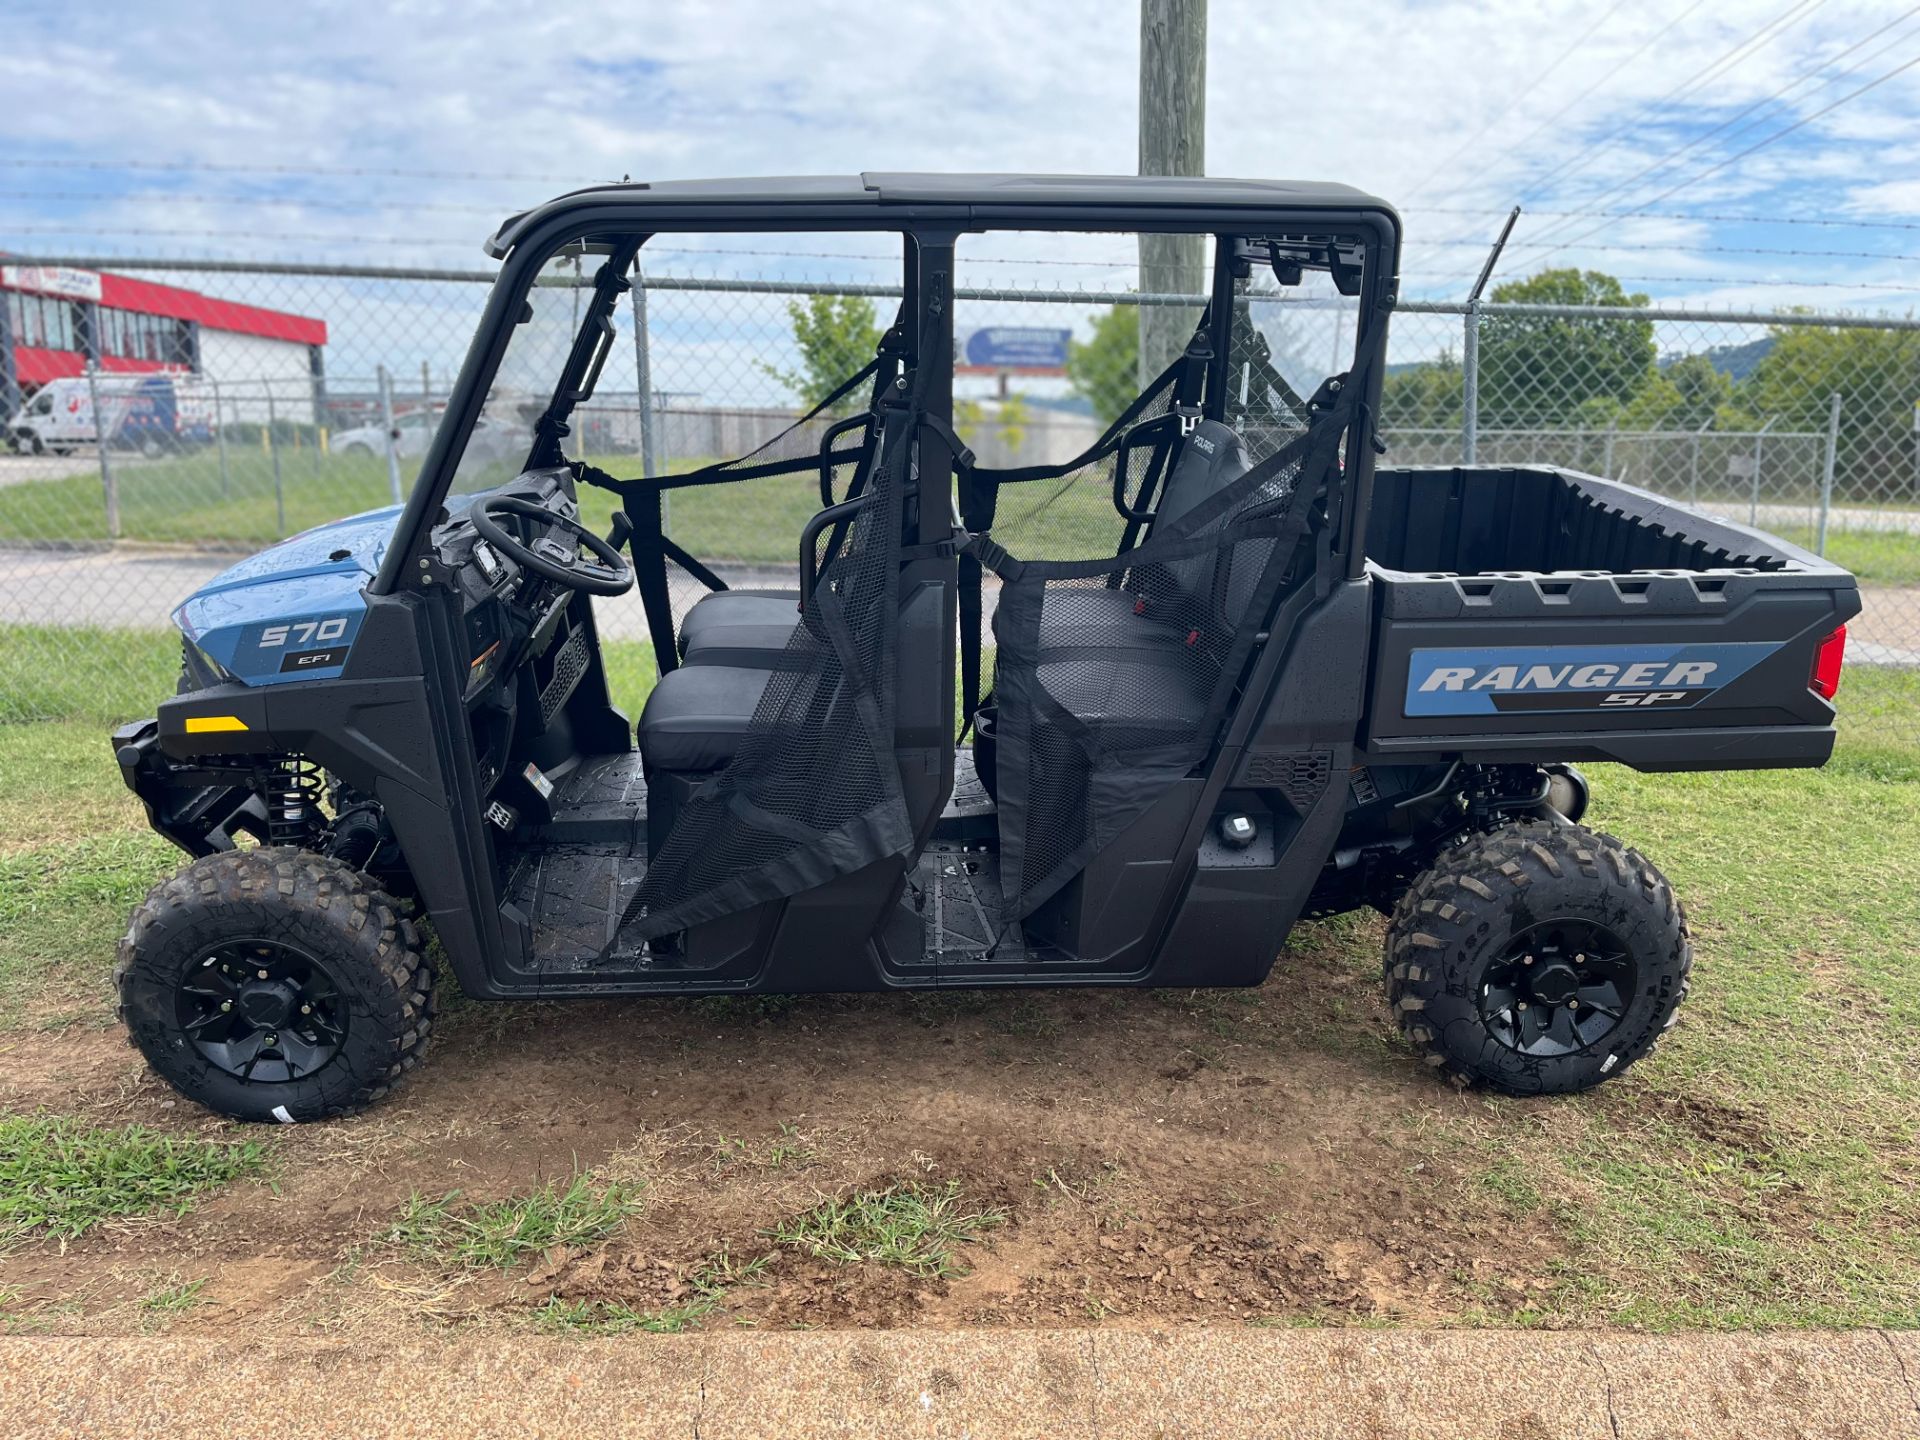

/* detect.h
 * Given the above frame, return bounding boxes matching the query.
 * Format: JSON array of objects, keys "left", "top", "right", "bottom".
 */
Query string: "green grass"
[
  {"left": 138, "top": 1276, "right": 209, "bottom": 1316},
  {"left": 766, "top": 1181, "right": 1006, "bottom": 1279},
  {"left": 532, "top": 1295, "right": 717, "bottom": 1335},
  {"left": 1429, "top": 751, "right": 1920, "bottom": 1328},
  {"left": 0, "top": 442, "right": 1135, "bottom": 568},
  {"left": 0, "top": 1115, "right": 268, "bottom": 1243},
  {"left": 0, "top": 450, "right": 412, "bottom": 548},
  {"left": 1774, "top": 525, "right": 1920, "bottom": 587},
  {"left": 0, "top": 449, "right": 828, "bottom": 567},
  {"left": 0, "top": 624, "right": 659, "bottom": 728},
  {"left": 0, "top": 625, "right": 183, "bottom": 726},
  {"left": 0, "top": 626, "right": 1916, "bottom": 1326},
  {"left": 383, "top": 1174, "right": 641, "bottom": 1269},
  {"left": 531, "top": 1248, "right": 770, "bottom": 1336}
]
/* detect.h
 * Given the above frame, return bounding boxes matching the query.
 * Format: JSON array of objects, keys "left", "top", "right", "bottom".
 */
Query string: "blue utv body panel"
[{"left": 171, "top": 507, "right": 401, "bottom": 686}]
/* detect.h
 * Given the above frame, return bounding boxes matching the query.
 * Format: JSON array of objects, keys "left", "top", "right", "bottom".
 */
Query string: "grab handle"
[
  {"left": 798, "top": 492, "right": 877, "bottom": 612},
  {"left": 1112, "top": 411, "right": 1189, "bottom": 524},
  {"left": 819, "top": 414, "right": 872, "bottom": 507}
]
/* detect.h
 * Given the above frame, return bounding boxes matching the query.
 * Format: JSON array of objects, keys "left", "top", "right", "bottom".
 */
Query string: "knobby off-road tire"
[
  {"left": 118, "top": 848, "right": 434, "bottom": 1122},
  {"left": 1384, "top": 820, "right": 1690, "bottom": 1095}
]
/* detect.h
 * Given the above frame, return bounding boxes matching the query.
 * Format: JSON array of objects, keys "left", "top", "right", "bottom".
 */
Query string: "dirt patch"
[{"left": 0, "top": 927, "right": 1572, "bottom": 1336}]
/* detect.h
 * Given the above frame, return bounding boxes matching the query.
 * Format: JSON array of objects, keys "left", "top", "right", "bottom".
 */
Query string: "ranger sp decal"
[{"left": 1404, "top": 642, "right": 1780, "bottom": 717}]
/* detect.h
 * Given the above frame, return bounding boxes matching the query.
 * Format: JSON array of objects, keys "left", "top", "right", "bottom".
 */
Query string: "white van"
[{"left": 6, "top": 374, "right": 213, "bottom": 456}]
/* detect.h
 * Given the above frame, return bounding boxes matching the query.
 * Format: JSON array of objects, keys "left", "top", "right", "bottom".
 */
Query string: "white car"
[
  {"left": 332, "top": 411, "right": 519, "bottom": 463},
  {"left": 331, "top": 408, "right": 437, "bottom": 459}
]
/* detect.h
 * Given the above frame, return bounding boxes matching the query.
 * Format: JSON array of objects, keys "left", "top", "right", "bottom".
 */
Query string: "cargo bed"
[{"left": 1359, "top": 466, "right": 1860, "bottom": 770}]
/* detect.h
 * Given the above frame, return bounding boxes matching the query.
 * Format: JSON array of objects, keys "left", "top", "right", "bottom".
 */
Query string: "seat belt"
[
  {"left": 949, "top": 306, "right": 1214, "bottom": 742},
  {"left": 1116, "top": 323, "right": 1212, "bottom": 558},
  {"left": 955, "top": 435, "right": 994, "bottom": 742}
]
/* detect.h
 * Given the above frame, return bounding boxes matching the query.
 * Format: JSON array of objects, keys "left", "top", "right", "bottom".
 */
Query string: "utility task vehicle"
[{"left": 113, "top": 176, "right": 1858, "bottom": 1122}]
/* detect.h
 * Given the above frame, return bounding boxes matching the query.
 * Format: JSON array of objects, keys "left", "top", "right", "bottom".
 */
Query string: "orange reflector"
[{"left": 184, "top": 715, "right": 249, "bottom": 734}]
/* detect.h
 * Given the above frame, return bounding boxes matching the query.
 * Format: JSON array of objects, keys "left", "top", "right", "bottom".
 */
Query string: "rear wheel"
[
  {"left": 117, "top": 848, "right": 434, "bottom": 1122},
  {"left": 1384, "top": 820, "right": 1689, "bottom": 1095}
]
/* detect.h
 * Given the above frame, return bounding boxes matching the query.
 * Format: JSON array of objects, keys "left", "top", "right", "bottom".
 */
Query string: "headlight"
[{"left": 180, "top": 637, "right": 233, "bottom": 691}]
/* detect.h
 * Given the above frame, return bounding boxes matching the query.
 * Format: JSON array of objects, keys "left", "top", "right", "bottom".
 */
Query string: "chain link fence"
[
  {"left": 1, "top": 252, "right": 1913, "bottom": 751},
  {"left": 1387, "top": 301, "right": 1920, "bottom": 720}
]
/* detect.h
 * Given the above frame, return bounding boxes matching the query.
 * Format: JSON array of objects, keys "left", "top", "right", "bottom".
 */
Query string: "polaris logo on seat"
[{"left": 1403, "top": 643, "right": 1781, "bottom": 718}]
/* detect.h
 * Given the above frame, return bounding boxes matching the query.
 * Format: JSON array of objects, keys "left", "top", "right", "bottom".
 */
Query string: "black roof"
[{"left": 486, "top": 172, "right": 1398, "bottom": 257}]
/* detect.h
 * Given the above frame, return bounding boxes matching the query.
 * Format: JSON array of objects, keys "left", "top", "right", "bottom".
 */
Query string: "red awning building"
[{"left": 1, "top": 262, "right": 327, "bottom": 418}]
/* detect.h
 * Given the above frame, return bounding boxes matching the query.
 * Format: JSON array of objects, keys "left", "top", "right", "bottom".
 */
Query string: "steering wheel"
[{"left": 468, "top": 494, "right": 634, "bottom": 597}]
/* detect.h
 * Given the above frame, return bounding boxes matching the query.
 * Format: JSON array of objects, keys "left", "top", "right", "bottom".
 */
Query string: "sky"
[{"left": 3, "top": 0, "right": 1919, "bottom": 390}]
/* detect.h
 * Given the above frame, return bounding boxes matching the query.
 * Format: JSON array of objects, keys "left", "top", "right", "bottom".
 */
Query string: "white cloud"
[{"left": 3, "top": 0, "right": 1918, "bottom": 360}]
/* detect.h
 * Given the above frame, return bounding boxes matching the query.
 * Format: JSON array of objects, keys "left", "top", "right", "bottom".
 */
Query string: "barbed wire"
[
  {"left": 1414, "top": 269, "right": 1920, "bottom": 296},
  {"left": 1407, "top": 207, "right": 1920, "bottom": 232},
  {"left": 0, "top": 157, "right": 588, "bottom": 184},
  {"left": 1413, "top": 236, "right": 1920, "bottom": 264}
]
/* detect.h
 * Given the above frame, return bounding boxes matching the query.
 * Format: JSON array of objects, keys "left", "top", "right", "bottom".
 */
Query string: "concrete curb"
[{"left": 3, "top": 1328, "right": 1917, "bottom": 1438}]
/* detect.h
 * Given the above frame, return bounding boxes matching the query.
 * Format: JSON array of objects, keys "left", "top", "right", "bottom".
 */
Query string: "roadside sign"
[{"left": 958, "top": 326, "right": 1072, "bottom": 373}]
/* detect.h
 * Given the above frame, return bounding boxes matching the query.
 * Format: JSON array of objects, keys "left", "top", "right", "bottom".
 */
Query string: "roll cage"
[{"left": 372, "top": 173, "right": 1404, "bottom": 601}]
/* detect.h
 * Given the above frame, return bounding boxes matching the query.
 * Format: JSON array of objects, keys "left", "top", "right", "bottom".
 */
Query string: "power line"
[
  {"left": 1401, "top": 0, "right": 1637, "bottom": 202},
  {"left": 1522, "top": 5, "right": 1920, "bottom": 247},
  {"left": 1472, "top": 0, "right": 1714, "bottom": 180},
  {"left": 1527, "top": 48, "right": 1920, "bottom": 264},
  {"left": 1510, "top": 0, "right": 1834, "bottom": 210},
  {"left": 1417, "top": 0, "right": 1834, "bottom": 252}
]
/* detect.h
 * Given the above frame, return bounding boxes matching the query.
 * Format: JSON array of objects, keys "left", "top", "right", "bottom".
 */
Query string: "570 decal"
[
  {"left": 258, "top": 618, "right": 350, "bottom": 648},
  {"left": 242, "top": 613, "right": 362, "bottom": 678}
]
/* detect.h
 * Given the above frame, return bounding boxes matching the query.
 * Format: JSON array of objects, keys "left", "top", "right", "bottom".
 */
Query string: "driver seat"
[{"left": 636, "top": 663, "right": 773, "bottom": 855}]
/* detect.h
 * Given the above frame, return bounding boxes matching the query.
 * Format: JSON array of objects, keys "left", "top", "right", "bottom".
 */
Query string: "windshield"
[{"left": 447, "top": 247, "right": 620, "bottom": 498}]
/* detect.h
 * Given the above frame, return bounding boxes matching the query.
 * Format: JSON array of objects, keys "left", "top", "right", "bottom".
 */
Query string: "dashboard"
[{"left": 428, "top": 468, "right": 607, "bottom": 799}]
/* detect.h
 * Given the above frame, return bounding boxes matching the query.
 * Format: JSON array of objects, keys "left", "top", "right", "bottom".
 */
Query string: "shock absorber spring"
[{"left": 268, "top": 756, "right": 324, "bottom": 846}]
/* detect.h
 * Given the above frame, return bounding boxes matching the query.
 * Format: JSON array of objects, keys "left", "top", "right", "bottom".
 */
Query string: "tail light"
[{"left": 1810, "top": 625, "right": 1847, "bottom": 700}]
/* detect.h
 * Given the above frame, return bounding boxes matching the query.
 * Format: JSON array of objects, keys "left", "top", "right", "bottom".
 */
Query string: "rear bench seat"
[{"left": 676, "top": 590, "right": 802, "bottom": 669}]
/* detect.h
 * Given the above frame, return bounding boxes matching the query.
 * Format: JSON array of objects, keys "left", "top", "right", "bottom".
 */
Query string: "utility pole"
[{"left": 1138, "top": 0, "right": 1207, "bottom": 388}]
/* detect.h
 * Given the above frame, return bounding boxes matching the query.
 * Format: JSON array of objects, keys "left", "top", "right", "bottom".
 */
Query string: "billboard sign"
[
  {"left": 959, "top": 326, "right": 1072, "bottom": 372},
  {"left": 1, "top": 265, "right": 104, "bottom": 303}
]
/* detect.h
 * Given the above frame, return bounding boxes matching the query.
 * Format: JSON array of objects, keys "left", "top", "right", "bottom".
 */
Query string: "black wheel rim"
[
  {"left": 1478, "top": 920, "right": 1636, "bottom": 1058},
  {"left": 175, "top": 941, "right": 348, "bottom": 1083}
]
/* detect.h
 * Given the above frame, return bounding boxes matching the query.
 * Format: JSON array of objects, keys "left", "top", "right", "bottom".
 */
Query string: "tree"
[
  {"left": 1381, "top": 352, "right": 1464, "bottom": 432},
  {"left": 761, "top": 294, "right": 883, "bottom": 410},
  {"left": 954, "top": 395, "right": 1031, "bottom": 460},
  {"left": 1743, "top": 323, "right": 1920, "bottom": 503},
  {"left": 1480, "top": 269, "right": 1655, "bottom": 429},
  {"left": 1579, "top": 353, "right": 1741, "bottom": 432},
  {"left": 1067, "top": 305, "right": 1140, "bottom": 427}
]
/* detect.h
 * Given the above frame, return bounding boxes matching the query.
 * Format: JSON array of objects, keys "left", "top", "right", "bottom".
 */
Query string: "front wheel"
[
  {"left": 1384, "top": 820, "right": 1690, "bottom": 1095},
  {"left": 117, "top": 848, "right": 434, "bottom": 1122}
]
